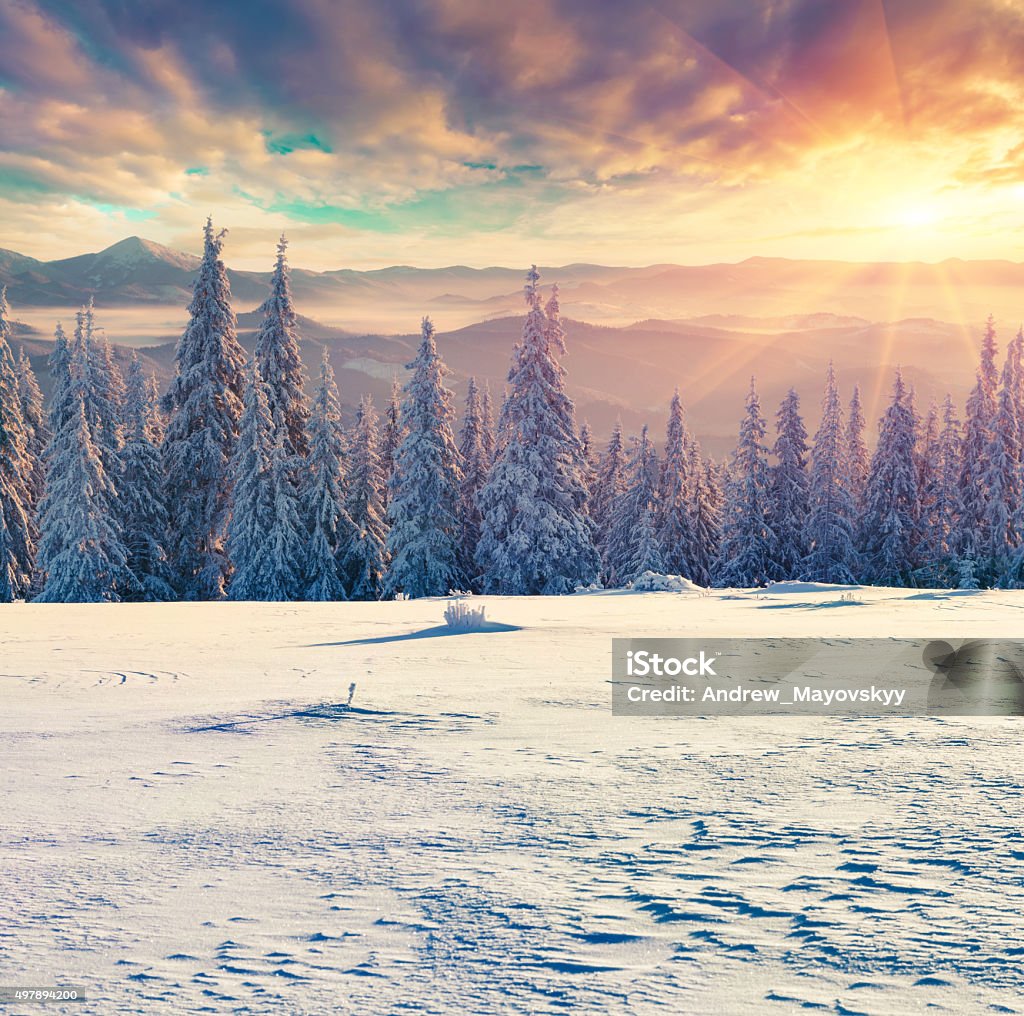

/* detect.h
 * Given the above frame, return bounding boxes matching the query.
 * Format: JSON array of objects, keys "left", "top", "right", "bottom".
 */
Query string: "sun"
[{"left": 894, "top": 203, "right": 941, "bottom": 229}]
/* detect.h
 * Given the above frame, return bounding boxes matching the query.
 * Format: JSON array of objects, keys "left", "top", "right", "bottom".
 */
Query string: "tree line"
[{"left": 0, "top": 219, "right": 1020, "bottom": 601}]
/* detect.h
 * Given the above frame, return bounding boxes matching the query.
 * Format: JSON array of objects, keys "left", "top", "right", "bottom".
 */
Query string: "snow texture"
[{"left": 2, "top": 587, "right": 1023, "bottom": 1014}]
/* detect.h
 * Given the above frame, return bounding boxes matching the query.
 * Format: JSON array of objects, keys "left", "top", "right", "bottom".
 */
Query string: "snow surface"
[{"left": 2, "top": 586, "right": 1024, "bottom": 1015}]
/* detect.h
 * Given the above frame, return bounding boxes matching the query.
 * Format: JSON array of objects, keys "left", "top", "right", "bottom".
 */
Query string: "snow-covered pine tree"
[
  {"left": 71, "top": 301, "right": 125, "bottom": 480},
  {"left": 303, "top": 350, "right": 358, "bottom": 601},
  {"left": 234, "top": 365, "right": 305, "bottom": 601},
  {"left": 47, "top": 323, "right": 74, "bottom": 435},
  {"left": 36, "top": 394, "right": 129, "bottom": 602},
  {"left": 385, "top": 317, "right": 464, "bottom": 598},
  {"left": 634, "top": 505, "right": 665, "bottom": 579},
  {"left": 93, "top": 328, "right": 130, "bottom": 583},
  {"left": 0, "top": 286, "right": 35, "bottom": 599},
  {"left": 31, "top": 324, "right": 74, "bottom": 597},
  {"left": 913, "top": 400, "right": 940, "bottom": 583},
  {"left": 605, "top": 425, "right": 660, "bottom": 585},
  {"left": 225, "top": 363, "right": 272, "bottom": 599},
  {"left": 715, "top": 378, "right": 774, "bottom": 587},
  {"left": 917, "top": 394, "right": 962, "bottom": 586},
  {"left": 96, "top": 331, "right": 127, "bottom": 457},
  {"left": 543, "top": 284, "right": 590, "bottom": 517},
  {"left": 861, "top": 369, "right": 921, "bottom": 586},
  {"left": 657, "top": 390, "right": 697, "bottom": 579},
  {"left": 916, "top": 400, "right": 939, "bottom": 494},
  {"left": 804, "top": 364, "right": 858, "bottom": 584},
  {"left": 161, "top": 218, "right": 246, "bottom": 599},
  {"left": 458, "top": 376, "right": 489, "bottom": 589},
  {"left": 578, "top": 421, "right": 598, "bottom": 500},
  {"left": 480, "top": 381, "right": 496, "bottom": 463},
  {"left": 959, "top": 315, "right": 999, "bottom": 564},
  {"left": 1013, "top": 328, "right": 1024, "bottom": 457},
  {"left": 120, "top": 354, "right": 174, "bottom": 600},
  {"left": 689, "top": 451, "right": 721, "bottom": 587},
  {"left": 846, "top": 384, "right": 869, "bottom": 511},
  {"left": 381, "top": 375, "right": 404, "bottom": 502},
  {"left": 343, "top": 394, "right": 390, "bottom": 599},
  {"left": 984, "top": 337, "right": 1023, "bottom": 585},
  {"left": 768, "top": 388, "right": 810, "bottom": 580},
  {"left": 263, "top": 429, "right": 307, "bottom": 600},
  {"left": 592, "top": 419, "right": 626, "bottom": 569},
  {"left": 146, "top": 373, "right": 166, "bottom": 444},
  {"left": 476, "top": 267, "right": 599, "bottom": 594},
  {"left": 254, "top": 235, "right": 309, "bottom": 461},
  {"left": 227, "top": 363, "right": 304, "bottom": 601},
  {"left": 16, "top": 347, "right": 47, "bottom": 516}
]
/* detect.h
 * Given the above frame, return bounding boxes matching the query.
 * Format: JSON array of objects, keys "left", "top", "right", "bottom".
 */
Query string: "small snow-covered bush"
[
  {"left": 628, "top": 571, "right": 706, "bottom": 594},
  {"left": 444, "top": 599, "right": 487, "bottom": 630}
]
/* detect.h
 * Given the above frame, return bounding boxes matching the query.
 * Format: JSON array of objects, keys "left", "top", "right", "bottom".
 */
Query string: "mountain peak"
[{"left": 97, "top": 236, "right": 199, "bottom": 270}]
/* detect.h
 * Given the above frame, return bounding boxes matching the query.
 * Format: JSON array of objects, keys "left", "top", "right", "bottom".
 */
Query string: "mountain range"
[{"left": 2, "top": 236, "right": 1017, "bottom": 454}]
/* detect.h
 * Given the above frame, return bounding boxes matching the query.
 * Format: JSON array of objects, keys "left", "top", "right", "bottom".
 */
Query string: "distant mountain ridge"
[{"left": 4, "top": 237, "right": 1024, "bottom": 335}]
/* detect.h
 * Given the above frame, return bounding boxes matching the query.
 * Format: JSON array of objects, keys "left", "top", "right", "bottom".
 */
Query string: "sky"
[{"left": 2, "top": 0, "right": 1024, "bottom": 271}]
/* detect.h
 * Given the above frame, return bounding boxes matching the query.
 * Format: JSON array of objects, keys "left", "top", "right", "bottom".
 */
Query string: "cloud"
[{"left": 1, "top": 0, "right": 1024, "bottom": 267}]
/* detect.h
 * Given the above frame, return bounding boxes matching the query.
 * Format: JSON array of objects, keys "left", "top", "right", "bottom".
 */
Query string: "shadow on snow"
[{"left": 303, "top": 621, "right": 522, "bottom": 648}]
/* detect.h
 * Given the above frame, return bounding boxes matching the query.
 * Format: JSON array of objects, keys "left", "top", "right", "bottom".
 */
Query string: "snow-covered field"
[{"left": 2, "top": 586, "right": 1023, "bottom": 1015}]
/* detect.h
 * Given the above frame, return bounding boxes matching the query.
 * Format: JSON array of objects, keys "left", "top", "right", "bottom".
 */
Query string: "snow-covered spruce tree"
[
  {"left": 846, "top": 385, "right": 869, "bottom": 512},
  {"left": 343, "top": 394, "right": 389, "bottom": 599},
  {"left": 47, "top": 323, "right": 74, "bottom": 435},
  {"left": 303, "top": 350, "right": 358, "bottom": 601},
  {"left": 385, "top": 318, "right": 464, "bottom": 599},
  {"left": 476, "top": 267, "right": 599, "bottom": 595},
  {"left": 96, "top": 330, "right": 127, "bottom": 466},
  {"left": 959, "top": 315, "right": 999, "bottom": 564},
  {"left": 860, "top": 369, "right": 921, "bottom": 586},
  {"left": 146, "top": 373, "right": 166, "bottom": 444},
  {"left": 0, "top": 401, "right": 33, "bottom": 601},
  {"left": 480, "top": 381, "right": 496, "bottom": 463},
  {"left": 224, "top": 363, "right": 273, "bottom": 601},
  {"left": 592, "top": 419, "right": 626, "bottom": 570},
  {"left": 715, "top": 378, "right": 774, "bottom": 587},
  {"left": 226, "top": 364, "right": 305, "bottom": 601},
  {"left": 1013, "top": 328, "right": 1024, "bottom": 456},
  {"left": 543, "top": 284, "right": 591, "bottom": 517},
  {"left": 605, "top": 425, "right": 660, "bottom": 585},
  {"left": 161, "top": 218, "right": 246, "bottom": 599},
  {"left": 458, "top": 376, "right": 490, "bottom": 589},
  {"left": 916, "top": 400, "right": 939, "bottom": 496},
  {"left": 381, "top": 376, "right": 404, "bottom": 503},
  {"left": 657, "top": 390, "right": 697, "bottom": 579},
  {"left": 70, "top": 301, "right": 125, "bottom": 483},
  {"left": 689, "top": 452, "right": 722, "bottom": 587},
  {"left": 916, "top": 394, "right": 962, "bottom": 586},
  {"left": 120, "top": 353, "right": 174, "bottom": 601},
  {"left": 16, "top": 347, "right": 48, "bottom": 517},
  {"left": 0, "top": 286, "right": 35, "bottom": 599},
  {"left": 768, "top": 388, "right": 809, "bottom": 580},
  {"left": 32, "top": 324, "right": 74, "bottom": 596},
  {"left": 263, "top": 430, "right": 307, "bottom": 599},
  {"left": 803, "top": 364, "right": 859, "bottom": 584},
  {"left": 254, "top": 235, "right": 309, "bottom": 461},
  {"left": 634, "top": 505, "right": 666, "bottom": 578},
  {"left": 578, "top": 420, "right": 598, "bottom": 500},
  {"left": 982, "top": 337, "right": 1022, "bottom": 585},
  {"left": 36, "top": 395, "right": 129, "bottom": 603}
]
